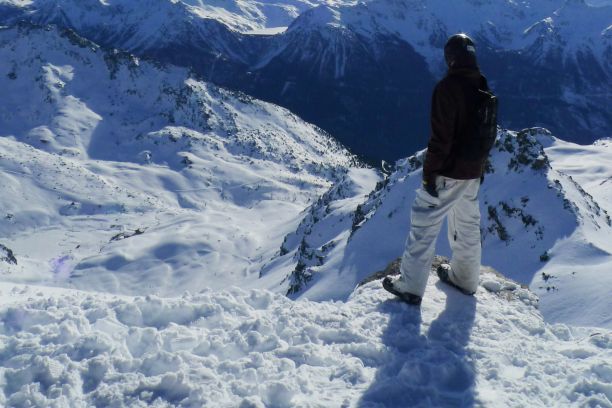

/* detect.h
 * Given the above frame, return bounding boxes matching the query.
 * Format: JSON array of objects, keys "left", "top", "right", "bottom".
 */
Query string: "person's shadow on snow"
[{"left": 358, "top": 283, "right": 477, "bottom": 408}]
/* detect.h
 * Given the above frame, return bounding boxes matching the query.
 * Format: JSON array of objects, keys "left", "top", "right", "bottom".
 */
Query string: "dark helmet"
[{"left": 444, "top": 33, "right": 477, "bottom": 68}]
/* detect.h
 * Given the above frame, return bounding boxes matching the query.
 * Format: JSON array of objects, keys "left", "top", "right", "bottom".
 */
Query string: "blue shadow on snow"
[{"left": 358, "top": 283, "right": 476, "bottom": 407}]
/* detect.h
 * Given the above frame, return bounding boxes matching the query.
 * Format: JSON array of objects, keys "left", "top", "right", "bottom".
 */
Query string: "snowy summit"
[{"left": 0, "top": 1, "right": 610, "bottom": 407}]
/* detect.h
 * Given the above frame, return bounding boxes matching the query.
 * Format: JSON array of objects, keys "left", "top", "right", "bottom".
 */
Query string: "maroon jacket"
[{"left": 422, "top": 67, "right": 490, "bottom": 183}]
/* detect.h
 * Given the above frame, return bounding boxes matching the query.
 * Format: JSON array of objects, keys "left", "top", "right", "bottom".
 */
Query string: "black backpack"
[{"left": 457, "top": 80, "right": 498, "bottom": 162}]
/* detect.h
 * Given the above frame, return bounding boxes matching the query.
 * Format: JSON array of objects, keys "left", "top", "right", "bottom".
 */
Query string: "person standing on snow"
[{"left": 383, "top": 33, "right": 498, "bottom": 305}]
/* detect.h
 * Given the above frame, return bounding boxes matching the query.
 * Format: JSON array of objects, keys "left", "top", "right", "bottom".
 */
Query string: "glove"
[{"left": 423, "top": 177, "right": 438, "bottom": 198}]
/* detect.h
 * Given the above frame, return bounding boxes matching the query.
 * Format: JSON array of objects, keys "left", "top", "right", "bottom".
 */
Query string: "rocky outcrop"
[{"left": 0, "top": 245, "right": 17, "bottom": 266}]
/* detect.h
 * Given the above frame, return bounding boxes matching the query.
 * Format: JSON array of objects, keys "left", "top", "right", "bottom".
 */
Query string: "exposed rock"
[{"left": 0, "top": 244, "right": 17, "bottom": 265}]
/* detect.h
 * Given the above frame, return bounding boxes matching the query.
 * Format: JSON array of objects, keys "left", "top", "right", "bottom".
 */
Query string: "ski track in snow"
[{"left": 0, "top": 268, "right": 610, "bottom": 408}]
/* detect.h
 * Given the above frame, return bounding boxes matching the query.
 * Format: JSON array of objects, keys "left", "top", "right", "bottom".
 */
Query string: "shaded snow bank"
[{"left": 0, "top": 267, "right": 610, "bottom": 407}]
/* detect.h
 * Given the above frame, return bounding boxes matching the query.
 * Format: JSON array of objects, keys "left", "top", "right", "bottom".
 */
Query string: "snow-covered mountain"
[
  {"left": 241, "top": 0, "right": 611, "bottom": 161},
  {"left": 273, "top": 128, "right": 612, "bottom": 328},
  {"left": 0, "top": 11, "right": 611, "bottom": 407},
  {"left": 0, "top": 23, "right": 362, "bottom": 297},
  {"left": 185, "top": 0, "right": 357, "bottom": 33},
  {"left": 2, "top": 0, "right": 609, "bottom": 162},
  {"left": 0, "top": 22, "right": 610, "bottom": 328}
]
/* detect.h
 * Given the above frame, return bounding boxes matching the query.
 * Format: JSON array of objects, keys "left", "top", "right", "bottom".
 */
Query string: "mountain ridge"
[
  {"left": 273, "top": 127, "right": 612, "bottom": 328},
  {"left": 0, "top": 18, "right": 610, "bottom": 329},
  {"left": 1, "top": 0, "right": 609, "bottom": 163},
  {"left": 0, "top": 5, "right": 611, "bottom": 407},
  {"left": 0, "top": 22, "right": 364, "bottom": 298}
]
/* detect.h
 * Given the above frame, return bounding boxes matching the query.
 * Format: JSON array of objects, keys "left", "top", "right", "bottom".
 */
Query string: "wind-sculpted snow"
[
  {"left": 0, "top": 24, "right": 360, "bottom": 296},
  {"left": 0, "top": 23, "right": 353, "bottom": 172},
  {"left": 0, "top": 267, "right": 610, "bottom": 407}
]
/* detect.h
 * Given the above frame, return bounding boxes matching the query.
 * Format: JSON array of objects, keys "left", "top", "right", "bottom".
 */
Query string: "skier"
[{"left": 383, "top": 33, "right": 497, "bottom": 305}]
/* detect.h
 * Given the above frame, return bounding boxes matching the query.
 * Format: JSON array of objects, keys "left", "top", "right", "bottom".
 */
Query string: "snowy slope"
[
  {"left": 0, "top": 265, "right": 610, "bottom": 407},
  {"left": 0, "top": 12, "right": 609, "bottom": 408},
  {"left": 0, "top": 23, "right": 361, "bottom": 296},
  {"left": 0, "top": 23, "right": 609, "bottom": 329},
  {"left": 533, "top": 137, "right": 612, "bottom": 328},
  {"left": 546, "top": 138, "right": 612, "bottom": 220},
  {"left": 274, "top": 128, "right": 612, "bottom": 328}
]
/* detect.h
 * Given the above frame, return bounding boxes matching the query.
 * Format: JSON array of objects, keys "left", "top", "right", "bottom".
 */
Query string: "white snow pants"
[{"left": 400, "top": 176, "right": 481, "bottom": 297}]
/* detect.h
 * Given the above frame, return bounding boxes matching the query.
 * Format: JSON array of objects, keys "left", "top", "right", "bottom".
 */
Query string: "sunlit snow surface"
[
  {"left": 536, "top": 138, "right": 612, "bottom": 328},
  {"left": 272, "top": 129, "right": 612, "bottom": 329},
  {"left": 187, "top": 0, "right": 357, "bottom": 32},
  {"left": 0, "top": 24, "right": 360, "bottom": 296},
  {"left": 187, "top": 0, "right": 611, "bottom": 74},
  {"left": 0, "top": 13, "right": 611, "bottom": 408},
  {"left": 0, "top": 268, "right": 610, "bottom": 407}
]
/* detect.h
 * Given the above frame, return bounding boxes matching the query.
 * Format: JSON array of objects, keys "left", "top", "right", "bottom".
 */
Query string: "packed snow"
[{"left": 0, "top": 265, "right": 610, "bottom": 407}]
